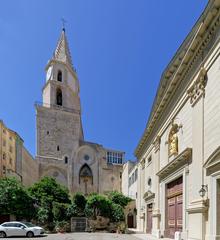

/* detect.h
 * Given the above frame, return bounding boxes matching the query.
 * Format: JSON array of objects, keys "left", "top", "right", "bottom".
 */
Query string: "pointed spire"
[{"left": 53, "top": 28, "right": 73, "bottom": 68}]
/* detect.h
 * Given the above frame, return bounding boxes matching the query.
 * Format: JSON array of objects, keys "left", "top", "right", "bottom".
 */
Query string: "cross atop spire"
[
  {"left": 53, "top": 28, "right": 73, "bottom": 69},
  {"left": 61, "top": 18, "right": 67, "bottom": 32}
]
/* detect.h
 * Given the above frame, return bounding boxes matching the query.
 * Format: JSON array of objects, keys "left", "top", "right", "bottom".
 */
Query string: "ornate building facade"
[
  {"left": 135, "top": 1, "right": 220, "bottom": 239},
  {"left": 36, "top": 28, "right": 123, "bottom": 195}
]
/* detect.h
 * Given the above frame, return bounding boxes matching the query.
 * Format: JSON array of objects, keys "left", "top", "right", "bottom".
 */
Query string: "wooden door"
[
  {"left": 165, "top": 177, "right": 183, "bottom": 238},
  {"left": 146, "top": 203, "right": 153, "bottom": 233},
  {"left": 127, "top": 214, "right": 134, "bottom": 228}
]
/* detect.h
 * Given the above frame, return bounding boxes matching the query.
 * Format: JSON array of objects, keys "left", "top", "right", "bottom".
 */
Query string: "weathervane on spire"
[{"left": 61, "top": 18, "right": 67, "bottom": 32}]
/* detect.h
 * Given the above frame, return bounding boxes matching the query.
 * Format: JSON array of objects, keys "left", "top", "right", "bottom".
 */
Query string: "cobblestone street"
[{"left": 5, "top": 232, "right": 146, "bottom": 240}]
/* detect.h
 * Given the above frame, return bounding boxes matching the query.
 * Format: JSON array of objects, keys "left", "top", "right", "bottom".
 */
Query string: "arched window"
[
  {"left": 79, "top": 164, "right": 93, "bottom": 184},
  {"left": 57, "top": 70, "right": 62, "bottom": 82},
  {"left": 56, "top": 88, "right": 62, "bottom": 106}
]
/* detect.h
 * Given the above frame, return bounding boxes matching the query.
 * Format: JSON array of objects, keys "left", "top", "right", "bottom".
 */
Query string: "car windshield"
[{"left": 22, "top": 222, "right": 36, "bottom": 227}]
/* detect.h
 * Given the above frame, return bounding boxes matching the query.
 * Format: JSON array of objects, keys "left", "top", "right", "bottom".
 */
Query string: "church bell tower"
[{"left": 36, "top": 28, "right": 83, "bottom": 189}]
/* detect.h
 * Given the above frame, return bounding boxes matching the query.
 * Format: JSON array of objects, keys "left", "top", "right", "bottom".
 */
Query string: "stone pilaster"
[
  {"left": 152, "top": 135, "right": 161, "bottom": 238},
  {"left": 187, "top": 67, "right": 208, "bottom": 240}
]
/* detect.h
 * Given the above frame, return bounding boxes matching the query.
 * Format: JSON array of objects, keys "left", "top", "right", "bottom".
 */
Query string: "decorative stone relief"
[
  {"left": 187, "top": 67, "right": 207, "bottom": 106},
  {"left": 168, "top": 123, "right": 179, "bottom": 157}
]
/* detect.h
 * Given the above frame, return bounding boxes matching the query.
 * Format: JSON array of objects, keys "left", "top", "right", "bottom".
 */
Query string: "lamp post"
[{"left": 199, "top": 184, "right": 208, "bottom": 198}]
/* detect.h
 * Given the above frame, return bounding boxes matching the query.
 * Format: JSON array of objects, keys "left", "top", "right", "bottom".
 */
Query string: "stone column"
[
  {"left": 152, "top": 136, "right": 161, "bottom": 238},
  {"left": 187, "top": 68, "right": 208, "bottom": 240}
]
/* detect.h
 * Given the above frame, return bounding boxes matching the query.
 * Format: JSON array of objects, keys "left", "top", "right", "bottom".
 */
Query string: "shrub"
[{"left": 110, "top": 203, "right": 125, "bottom": 222}]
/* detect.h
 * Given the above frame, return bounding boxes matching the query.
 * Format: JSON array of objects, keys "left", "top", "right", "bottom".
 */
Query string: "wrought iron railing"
[{"left": 35, "top": 101, "right": 80, "bottom": 114}]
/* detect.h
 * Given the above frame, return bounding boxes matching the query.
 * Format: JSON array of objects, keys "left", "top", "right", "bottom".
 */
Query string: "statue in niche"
[{"left": 168, "top": 124, "right": 178, "bottom": 157}]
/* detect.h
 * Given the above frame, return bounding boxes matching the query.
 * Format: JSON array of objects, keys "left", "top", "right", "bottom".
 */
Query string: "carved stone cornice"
[
  {"left": 143, "top": 190, "right": 155, "bottom": 202},
  {"left": 156, "top": 148, "right": 192, "bottom": 181},
  {"left": 153, "top": 135, "right": 161, "bottom": 153},
  {"left": 187, "top": 67, "right": 207, "bottom": 106},
  {"left": 187, "top": 199, "right": 209, "bottom": 213}
]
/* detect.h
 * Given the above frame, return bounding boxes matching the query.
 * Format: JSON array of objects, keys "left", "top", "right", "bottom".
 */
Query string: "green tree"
[
  {"left": 108, "top": 191, "right": 132, "bottom": 208},
  {"left": 110, "top": 203, "right": 125, "bottom": 222},
  {"left": 0, "top": 178, "right": 35, "bottom": 220},
  {"left": 72, "top": 192, "right": 86, "bottom": 212},
  {"left": 85, "top": 194, "right": 112, "bottom": 219},
  {"left": 28, "top": 177, "right": 70, "bottom": 224},
  {"left": 67, "top": 192, "right": 87, "bottom": 217},
  {"left": 52, "top": 202, "right": 69, "bottom": 221}
]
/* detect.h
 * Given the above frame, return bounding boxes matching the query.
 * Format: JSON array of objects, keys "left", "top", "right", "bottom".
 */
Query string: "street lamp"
[{"left": 199, "top": 184, "right": 208, "bottom": 198}]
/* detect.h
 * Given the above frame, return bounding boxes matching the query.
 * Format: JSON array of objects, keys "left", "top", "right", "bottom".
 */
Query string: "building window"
[
  {"left": 2, "top": 166, "right": 6, "bottom": 174},
  {"left": 9, "top": 136, "right": 12, "bottom": 141},
  {"left": 79, "top": 164, "right": 93, "bottom": 184},
  {"left": 132, "top": 172, "right": 135, "bottom": 184},
  {"left": 134, "top": 169, "right": 138, "bottom": 181},
  {"left": 56, "top": 88, "right": 62, "bottom": 106},
  {"left": 9, "top": 146, "right": 13, "bottom": 153},
  {"left": 64, "top": 156, "right": 68, "bottom": 164},
  {"left": 84, "top": 154, "right": 90, "bottom": 161},
  {"left": 3, "top": 139, "right": 6, "bottom": 147},
  {"left": 9, "top": 158, "right": 12, "bottom": 165},
  {"left": 47, "top": 131, "right": 49, "bottom": 135},
  {"left": 148, "top": 156, "right": 152, "bottom": 164},
  {"left": 57, "top": 70, "right": 62, "bottom": 82},
  {"left": 107, "top": 151, "right": 123, "bottom": 164},
  {"left": 147, "top": 177, "right": 152, "bottom": 188},
  {"left": 120, "top": 172, "right": 122, "bottom": 179},
  {"left": 129, "top": 177, "right": 132, "bottom": 187},
  {"left": 2, "top": 153, "right": 6, "bottom": 160},
  {"left": 57, "top": 145, "right": 60, "bottom": 151}
]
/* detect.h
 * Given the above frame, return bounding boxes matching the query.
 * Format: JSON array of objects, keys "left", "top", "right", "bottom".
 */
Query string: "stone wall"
[{"left": 22, "top": 147, "right": 38, "bottom": 186}]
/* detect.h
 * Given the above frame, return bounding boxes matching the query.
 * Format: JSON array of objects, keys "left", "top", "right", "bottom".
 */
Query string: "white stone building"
[
  {"left": 122, "top": 161, "right": 138, "bottom": 228},
  {"left": 135, "top": 1, "right": 220, "bottom": 239},
  {"left": 36, "top": 28, "right": 124, "bottom": 195}
]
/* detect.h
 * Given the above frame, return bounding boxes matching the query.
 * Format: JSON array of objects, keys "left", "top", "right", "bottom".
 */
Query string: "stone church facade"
[
  {"left": 135, "top": 1, "right": 220, "bottom": 240},
  {"left": 35, "top": 28, "right": 123, "bottom": 195}
]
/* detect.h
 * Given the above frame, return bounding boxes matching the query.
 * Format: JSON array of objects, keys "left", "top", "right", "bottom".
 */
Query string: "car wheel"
[
  {"left": 26, "top": 231, "right": 34, "bottom": 238},
  {"left": 0, "top": 231, "right": 6, "bottom": 238}
]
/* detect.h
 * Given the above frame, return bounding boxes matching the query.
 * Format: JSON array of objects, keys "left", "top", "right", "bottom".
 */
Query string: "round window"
[
  {"left": 84, "top": 154, "right": 90, "bottom": 161},
  {"left": 147, "top": 178, "right": 152, "bottom": 187}
]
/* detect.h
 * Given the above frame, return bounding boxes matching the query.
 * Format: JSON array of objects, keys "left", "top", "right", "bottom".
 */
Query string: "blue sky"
[{"left": 0, "top": 0, "right": 208, "bottom": 160}]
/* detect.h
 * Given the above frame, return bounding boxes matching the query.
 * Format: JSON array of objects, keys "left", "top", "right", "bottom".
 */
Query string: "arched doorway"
[
  {"left": 79, "top": 164, "right": 93, "bottom": 195},
  {"left": 127, "top": 213, "right": 134, "bottom": 228}
]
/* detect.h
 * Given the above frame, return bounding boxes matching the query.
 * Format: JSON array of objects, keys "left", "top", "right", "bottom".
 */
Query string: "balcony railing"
[{"left": 35, "top": 101, "right": 80, "bottom": 114}]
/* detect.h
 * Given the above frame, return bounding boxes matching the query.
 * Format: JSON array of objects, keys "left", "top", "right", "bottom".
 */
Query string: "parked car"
[{"left": 0, "top": 221, "right": 44, "bottom": 238}]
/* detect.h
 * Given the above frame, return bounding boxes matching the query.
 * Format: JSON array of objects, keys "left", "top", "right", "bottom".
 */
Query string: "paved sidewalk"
[{"left": 128, "top": 228, "right": 170, "bottom": 240}]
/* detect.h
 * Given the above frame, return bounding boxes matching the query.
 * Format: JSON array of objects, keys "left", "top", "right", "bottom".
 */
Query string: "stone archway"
[{"left": 79, "top": 164, "right": 93, "bottom": 195}]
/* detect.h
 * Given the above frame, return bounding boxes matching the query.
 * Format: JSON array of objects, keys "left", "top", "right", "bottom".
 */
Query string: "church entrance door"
[
  {"left": 146, "top": 203, "right": 153, "bottom": 233},
  {"left": 165, "top": 176, "right": 183, "bottom": 239}
]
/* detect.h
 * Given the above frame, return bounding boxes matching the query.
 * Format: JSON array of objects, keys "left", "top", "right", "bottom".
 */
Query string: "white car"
[{"left": 0, "top": 221, "right": 44, "bottom": 238}]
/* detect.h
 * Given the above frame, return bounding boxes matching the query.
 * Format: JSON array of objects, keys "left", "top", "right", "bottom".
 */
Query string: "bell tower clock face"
[{"left": 46, "top": 66, "right": 53, "bottom": 81}]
